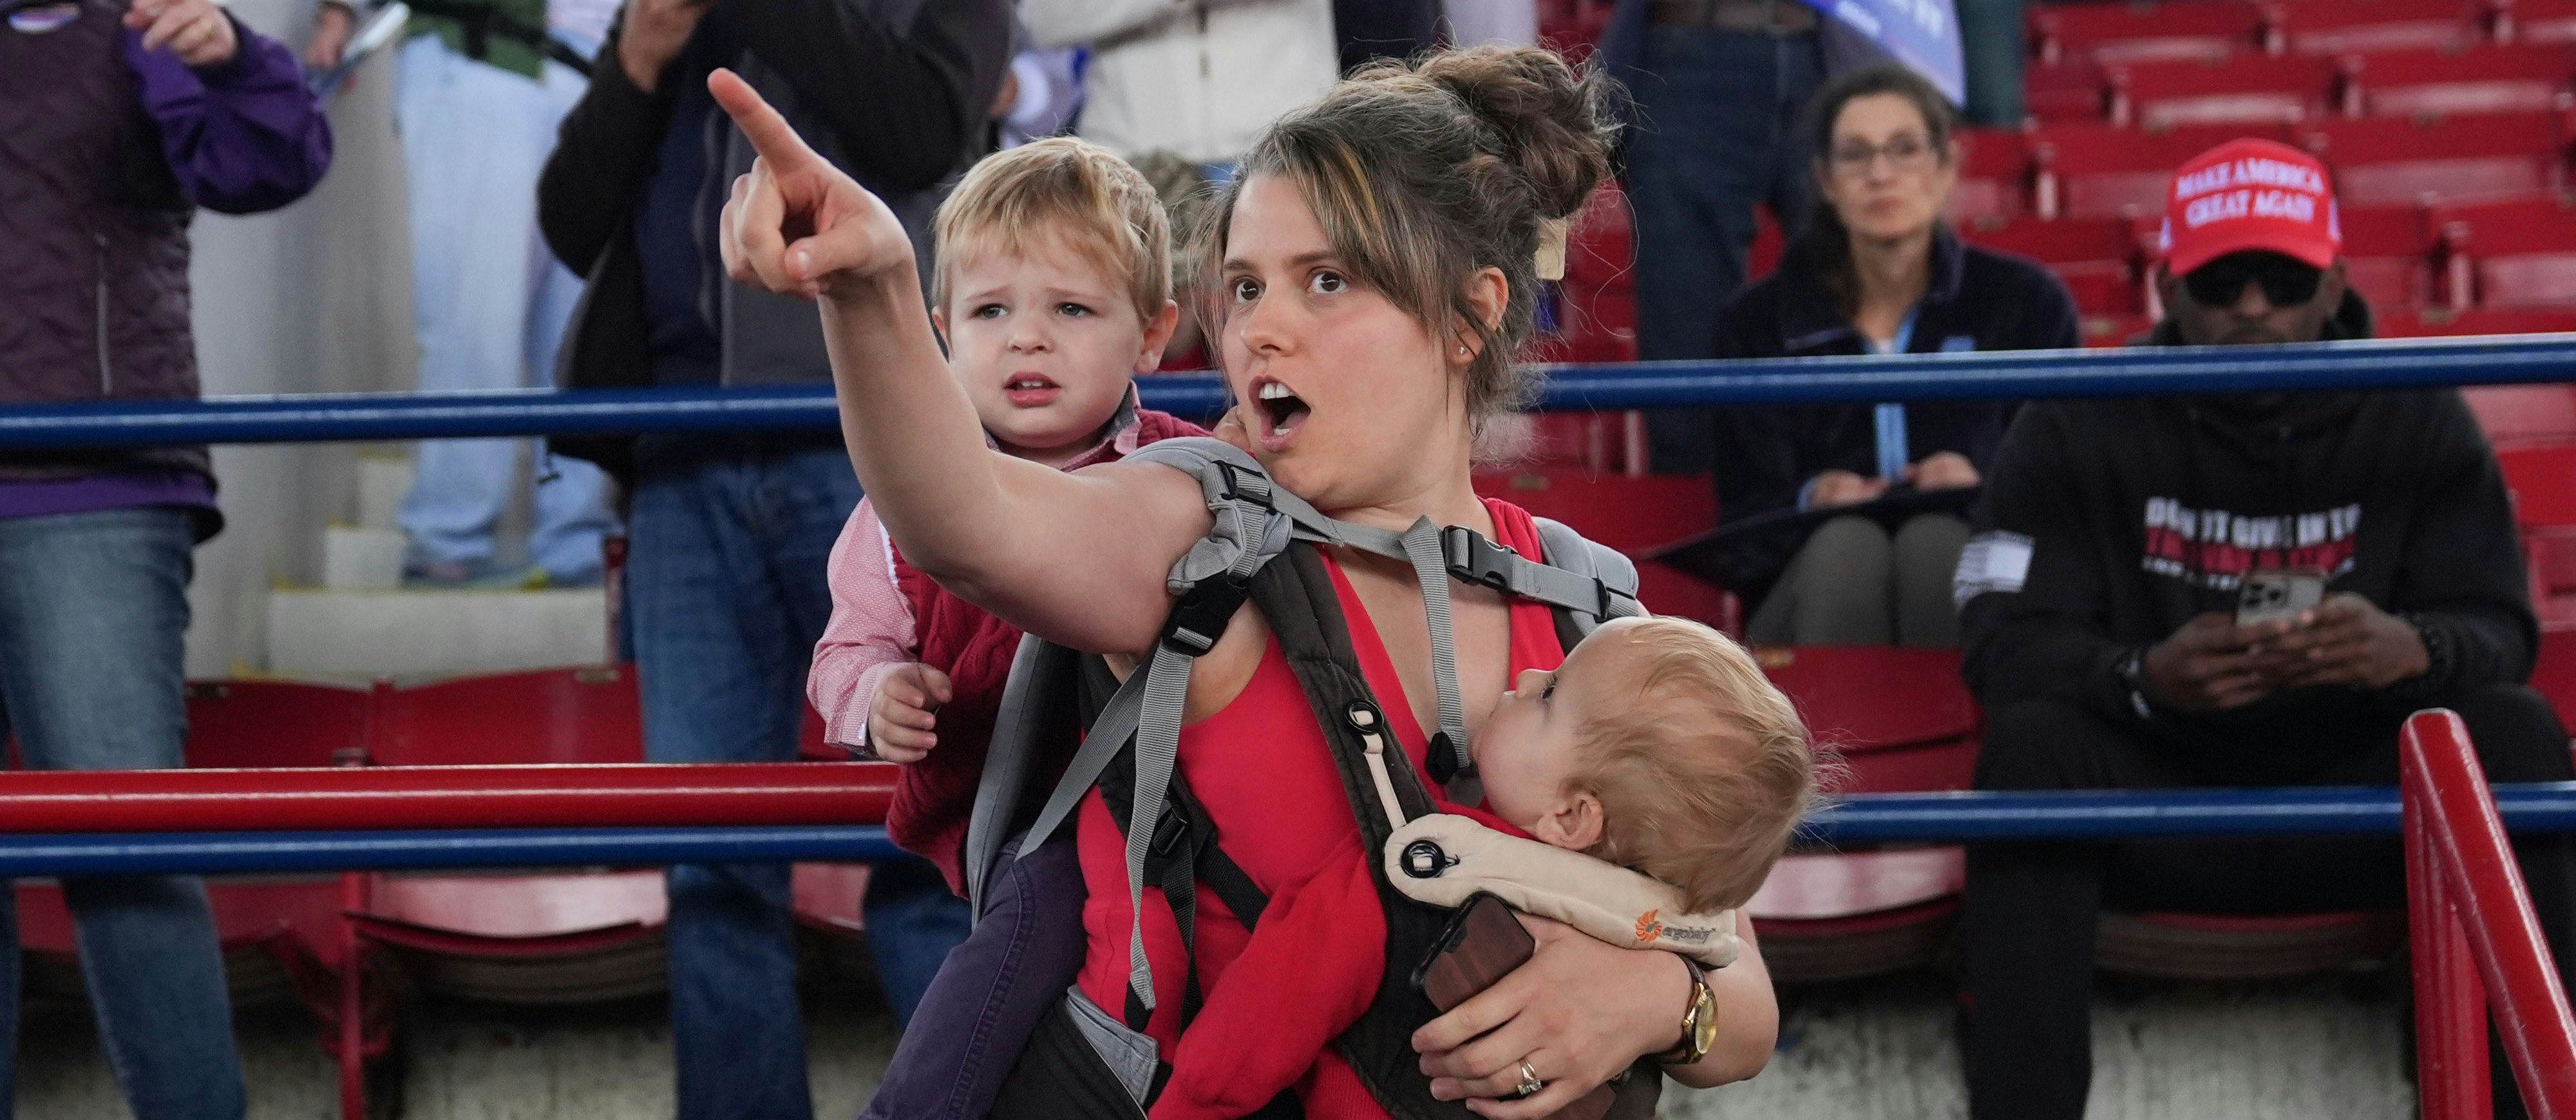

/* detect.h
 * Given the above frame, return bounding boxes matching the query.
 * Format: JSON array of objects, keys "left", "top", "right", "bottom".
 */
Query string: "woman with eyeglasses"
[{"left": 1708, "top": 64, "right": 2080, "bottom": 648}]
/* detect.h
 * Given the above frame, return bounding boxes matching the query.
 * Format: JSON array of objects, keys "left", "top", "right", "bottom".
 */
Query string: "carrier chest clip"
[
  {"left": 1159, "top": 571, "right": 1253, "bottom": 657},
  {"left": 1440, "top": 526, "right": 1520, "bottom": 593}
]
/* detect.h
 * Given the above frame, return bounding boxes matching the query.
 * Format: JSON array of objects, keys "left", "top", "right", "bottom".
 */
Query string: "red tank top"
[{"left": 1073, "top": 498, "right": 1567, "bottom": 1092}]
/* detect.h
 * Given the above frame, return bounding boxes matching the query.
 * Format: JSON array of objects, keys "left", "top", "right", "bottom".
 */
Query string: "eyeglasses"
[
  {"left": 1826, "top": 135, "right": 1938, "bottom": 178},
  {"left": 2181, "top": 252, "right": 2325, "bottom": 308}
]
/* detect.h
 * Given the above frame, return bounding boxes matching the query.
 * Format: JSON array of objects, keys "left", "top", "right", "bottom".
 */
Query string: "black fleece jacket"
[
  {"left": 1958, "top": 291, "right": 2537, "bottom": 754},
  {"left": 536, "top": 0, "right": 1008, "bottom": 479},
  {"left": 1707, "top": 227, "right": 2081, "bottom": 601}
]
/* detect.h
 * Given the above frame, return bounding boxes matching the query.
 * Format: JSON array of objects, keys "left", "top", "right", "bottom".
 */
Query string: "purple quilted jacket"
[{"left": 0, "top": 0, "right": 329, "bottom": 481}]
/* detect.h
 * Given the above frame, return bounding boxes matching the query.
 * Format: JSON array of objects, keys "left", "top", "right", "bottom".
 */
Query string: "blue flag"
[{"left": 1801, "top": 0, "right": 1965, "bottom": 106}]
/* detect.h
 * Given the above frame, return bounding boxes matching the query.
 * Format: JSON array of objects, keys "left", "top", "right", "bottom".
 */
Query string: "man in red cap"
[{"left": 1953, "top": 137, "right": 2576, "bottom": 1119}]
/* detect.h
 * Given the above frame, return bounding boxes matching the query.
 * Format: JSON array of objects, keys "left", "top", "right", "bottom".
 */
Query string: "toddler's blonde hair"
[{"left": 933, "top": 137, "right": 1172, "bottom": 323}]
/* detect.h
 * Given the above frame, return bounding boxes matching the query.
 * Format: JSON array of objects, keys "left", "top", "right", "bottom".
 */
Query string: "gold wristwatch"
[{"left": 1656, "top": 956, "right": 1719, "bottom": 1066}]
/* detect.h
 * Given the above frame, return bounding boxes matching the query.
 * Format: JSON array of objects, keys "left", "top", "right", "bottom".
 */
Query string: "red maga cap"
[{"left": 2157, "top": 138, "right": 2341, "bottom": 277}]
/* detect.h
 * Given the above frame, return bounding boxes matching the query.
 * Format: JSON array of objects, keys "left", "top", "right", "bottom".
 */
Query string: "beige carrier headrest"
[{"left": 1383, "top": 813, "right": 1741, "bottom": 969}]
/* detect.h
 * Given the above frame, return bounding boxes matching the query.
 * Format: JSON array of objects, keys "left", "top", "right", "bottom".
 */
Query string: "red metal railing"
[
  {"left": 0, "top": 761, "right": 895, "bottom": 832},
  {"left": 2404, "top": 708, "right": 2576, "bottom": 1120}
]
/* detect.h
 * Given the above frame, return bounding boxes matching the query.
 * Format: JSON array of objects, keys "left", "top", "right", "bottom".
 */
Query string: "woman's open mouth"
[
  {"left": 1003, "top": 374, "right": 1061, "bottom": 408},
  {"left": 1253, "top": 379, "right": 1311, "bottom": 450}
]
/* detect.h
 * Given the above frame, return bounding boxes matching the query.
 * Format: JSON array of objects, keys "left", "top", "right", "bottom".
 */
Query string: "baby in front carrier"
[{"left": 1145, "top": 614, "right": 1817, "bottom": 1120}]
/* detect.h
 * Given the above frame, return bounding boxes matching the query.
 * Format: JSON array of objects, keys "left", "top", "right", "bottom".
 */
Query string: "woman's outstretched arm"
[{"left": 708, "top": 70, "right": 1206, "bottom": 655}]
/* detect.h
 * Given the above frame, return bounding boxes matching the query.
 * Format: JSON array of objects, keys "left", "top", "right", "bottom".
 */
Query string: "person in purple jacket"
[{"left": 0, "top": 1, "right": 327, "bottom": 1114}]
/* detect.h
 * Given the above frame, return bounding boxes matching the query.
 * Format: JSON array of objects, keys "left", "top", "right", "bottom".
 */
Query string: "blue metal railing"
[
  {"left": 12, "top": 333, "right": 2576, "bottom": 448},
  {"left": 14, "top": 785, "right": 2576, "bottom": 875}
]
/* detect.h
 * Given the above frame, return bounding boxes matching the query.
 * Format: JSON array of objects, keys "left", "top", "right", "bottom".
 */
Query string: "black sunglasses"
[{"left": 2181, "top": 251, "right": 2325, "bottom": 309}]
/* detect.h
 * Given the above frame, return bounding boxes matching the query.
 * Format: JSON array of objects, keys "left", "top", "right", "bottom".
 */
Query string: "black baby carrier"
[{"left": 961, "top": 439, "right": 1662, "bottom": 1120}]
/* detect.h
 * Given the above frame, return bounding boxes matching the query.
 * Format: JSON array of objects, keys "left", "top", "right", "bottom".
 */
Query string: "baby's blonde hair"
[
  {"left": 1571, "top": 617, "right": 1823, "bottom": 914},
  {"left": 933, "top": 137, "right": 1172, "bottom": 323}
]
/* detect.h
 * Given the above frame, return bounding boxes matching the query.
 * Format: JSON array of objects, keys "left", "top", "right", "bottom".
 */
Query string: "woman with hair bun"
[{"left": 710, "top": 42, "right": 1781, "bottom": 1120}]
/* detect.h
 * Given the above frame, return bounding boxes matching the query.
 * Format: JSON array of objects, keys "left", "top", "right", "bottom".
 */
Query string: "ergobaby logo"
[
  {"left": 1632, "top": 908, "right": 1717, "bottom": 947},
  {"left": 2141, "top": 497, "right": 2362, "bottom": 589},
  {"left": 2172, "top": 157, "right": 2325, "bottom": 231}
]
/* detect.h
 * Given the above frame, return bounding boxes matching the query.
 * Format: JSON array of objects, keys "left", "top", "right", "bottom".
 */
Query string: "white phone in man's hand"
[{"left": 2237, "top": 570, "right": 2326, "bottom": 628}]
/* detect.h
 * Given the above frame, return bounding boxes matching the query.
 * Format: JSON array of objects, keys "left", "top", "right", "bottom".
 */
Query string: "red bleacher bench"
[
  {"left": 2298, "top": 109, "right": 2573, "bottom": 208},
  {"left": 2110, "top": 52, "right": 2340, "bottom": 128},
  {"left": 2347, "top": 41, "right": 2576, "bottom": 117},
  {"left": 2434, "top": 196, "right": 2576, "bottom": 306}
]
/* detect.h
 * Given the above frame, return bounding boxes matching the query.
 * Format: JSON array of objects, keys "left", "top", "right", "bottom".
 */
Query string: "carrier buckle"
[
  {"left": 1441, "top": 526, "right": 1519, "bottom": 594},
  {"left": 1210, "top": 460, "right": 1271, "bottom": 509},
  {"left": 1159, "top": 570, "right": 1253, "bottom": 656}
]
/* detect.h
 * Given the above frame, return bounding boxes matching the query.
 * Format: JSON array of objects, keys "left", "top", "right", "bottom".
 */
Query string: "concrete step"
[
  {"left": 355, "top": 452, "right": 412, "bottom": 533},
  {"left": 321, "top": 526, "right": 407, "bottom": 589},
  {"left": 264, "top": 587, "right": 608, "bottom": 681}
]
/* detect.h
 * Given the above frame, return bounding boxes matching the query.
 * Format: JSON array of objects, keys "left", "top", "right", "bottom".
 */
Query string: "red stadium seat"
[
  {"left": 1962, "top": 214, "right": 2150, "bottom": 314},
  {"left": 2379, "top": 306, "right": 2576, "bottom": 334},
  {"left": 1953, "top": 128, "right": 2031, "bottom": 223},
  {"left": 2498, "top": 441, "right": 2576, "bottom": 623},
  {"left": 182, "top": 678, "right": 374, "bottom": 768},
  {"left": 1744, "top": 646, "right": 1980, "bottom": 981},
  {"left": 2349, "top": 41, "right": 2576, "bottom": 117},
  {"left": 2501, "top": 440, "right": 2576, "bottom": 520},
  {"left": 1749, "top": 205, "right": 1788, "bottom": 283},
  {"left": 2436, "top": 196, "right": 2576, "bottom": 305},
  {"left": 1471, "top": 470, "right": 1738, "bottom": 631},
  {"left": 1551, "top": 184, "right": 1640, "bottom": 365},
  {"left": 1473, "top": 469, "right": 1716, "bottom": 552},
  {"left": 2033, "top": 0, "right": 2279, "bottom": 66},
  {"left": 2084, "top": 312, "right": 2155, "bottom": 345},
  {"left": 370, "top": 665, "right": 643, "bottom": 766},
  {"left": 2300, "top": 110, "right": 2572, "bottom": 207},
  {"left": 2027, "top": 59, "right": 2116, "bottom": 122},
  {"left": 2030, "top": 120, "right": 2297, "bottom": 218},
  {"left": 2464, "top": 383, "right": 2576, "bottom": 442},
  {"left": 1535, "top": 0, "right": 1615, "bottom": 56},
  {"left": 2508, "top": 0, "right": 2576, "bottom": 43},
  {"left": 2279, "top": 0, "right": 2491, "bottom": 55},
  {"left": 2099, "top": 911, "right": 2405, "bottom": 978},
  {"left": 2336, "top": 204, "right": 2442, "bottom": 308},
  {"left": 2110, "top": 53, "right": 2340, "bottom": 128}
]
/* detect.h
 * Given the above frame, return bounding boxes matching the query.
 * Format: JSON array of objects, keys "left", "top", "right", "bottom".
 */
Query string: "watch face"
[{"left": 1688, "top": 984, "right": 1720, "bottom": 1057}]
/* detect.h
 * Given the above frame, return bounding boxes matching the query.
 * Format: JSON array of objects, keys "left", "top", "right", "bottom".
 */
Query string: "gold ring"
[{"left": 1514, "top": 1061, "right": 1543, "bottom": 1097}]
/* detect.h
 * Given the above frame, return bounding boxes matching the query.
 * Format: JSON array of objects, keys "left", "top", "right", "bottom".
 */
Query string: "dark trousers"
[
  {"left": 1624, "top": 24, "right": 1823, "bottom": 473},
  {"left": 859, "top": 835, "right": 1087, "bottom": 1120},
  {"left": 1963, "top": 685, "right": 2576, "bottom": 1120}
]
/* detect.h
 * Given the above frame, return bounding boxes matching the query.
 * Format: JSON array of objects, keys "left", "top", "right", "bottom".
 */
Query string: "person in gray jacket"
[{"left": 536, "top": 0, "right": 1007, "bottom": 1115}]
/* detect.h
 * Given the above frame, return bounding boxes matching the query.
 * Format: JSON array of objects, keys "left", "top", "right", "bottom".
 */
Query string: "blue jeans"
[
  {"left": 1624, "top": 25, "right": 1824, "bottom": 473},
  {"left": 627, "top": 442, "right": 969, "bottom": 1120},
  {"left": 0, "top": 508, "right": 243, "bottom": 1120},
  {"left": 395, "top": 35, "right": 619, "bottom": 580}
]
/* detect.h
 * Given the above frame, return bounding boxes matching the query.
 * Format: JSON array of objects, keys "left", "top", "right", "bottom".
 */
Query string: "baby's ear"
[{"left": 1537, "top": 790, "right": 1605, "bottom": 851}]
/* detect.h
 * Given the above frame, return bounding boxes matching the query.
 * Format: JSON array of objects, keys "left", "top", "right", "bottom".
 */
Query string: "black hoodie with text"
[{"left": 1957, "top": 292, "right": 2537, "bottom": 761}]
